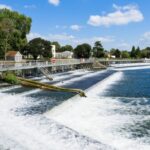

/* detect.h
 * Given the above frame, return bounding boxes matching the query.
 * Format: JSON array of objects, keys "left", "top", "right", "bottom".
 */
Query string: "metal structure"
[{"left": 0, "top": 58, "right": 149, "bottom": 72}]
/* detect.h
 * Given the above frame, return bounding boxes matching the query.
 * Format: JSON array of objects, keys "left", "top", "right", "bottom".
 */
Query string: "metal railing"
[
  {"left": 0, "top": 59, "right": 94, "bottom": 71},
  {"left": 0, "top": 58, "right": 150, "bottom": 72}
]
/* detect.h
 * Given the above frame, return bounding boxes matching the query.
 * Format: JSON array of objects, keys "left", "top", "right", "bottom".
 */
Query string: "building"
[
  {"left": 51, "top": 45, "right": 73, "bottom": 59},
  {"left": 55, "top": 51, "right": 73, "bottom": 59},
  {"left": 6, "top": 51, "right": 22, "bottom": 62},
  {"left": 107, "top": 53, "right": 116, "bottom": 59},
  {"left": 51, "top": 45, "right": 56, "bottom": 58}
]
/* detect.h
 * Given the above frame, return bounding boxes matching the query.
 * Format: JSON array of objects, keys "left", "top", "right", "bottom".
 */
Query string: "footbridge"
[
  {"left": 0, "top": 59, "right": 93, "bottom": 72},
  {"left": 0, "top": 58, "right": 149, "bottom": 72}
]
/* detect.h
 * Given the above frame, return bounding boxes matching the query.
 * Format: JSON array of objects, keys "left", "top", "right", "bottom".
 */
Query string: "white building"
[
  {"left": 51, "top": 45, "right": 56, "bottom": 58},
  {"left": 55, "top": 51, "right": 73, "bottom": 59},
  {"left": 51, "top": 45, "right": 73, "bottom": 59},
  {"left": 6, "top": 51, "right": 22, "bottom": 62}
]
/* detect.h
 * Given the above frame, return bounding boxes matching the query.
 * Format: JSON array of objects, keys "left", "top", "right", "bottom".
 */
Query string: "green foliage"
[
  {"left": 93, "top": 41, "right": 105, "bottom": 58},
  {"left": 74, "top": 43, "right": 91, "bottom": 58},
  {"left": 121, "top": 51, "right": 130, "bottom": 58},
  {"left": 22, "top": 38, "right": 52, "bottom": 60},
  {"left": 130, "top": 46, "right": 141, "bottom": 58},
  {"left": 0, "top": 9, "right": 32, "bottom": 58},
  {"left": 2, "top": 72, "right": 19, "bottom": 84},
  {"left": 130, "top": 46, "right": 136, "bottom": 58},
  {"left": 60, "top": 45, "right": 73, "bottom": 52},
  {"left": 110, "top": 48, "right": 121, "bottom": 58},
  {"left": 140, "top": 47, "right": 150, "bottom": 58}
]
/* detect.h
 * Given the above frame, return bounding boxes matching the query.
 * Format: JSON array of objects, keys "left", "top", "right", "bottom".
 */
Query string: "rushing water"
[{"left": 0, "top": 68, "right": 150, "bottom": 150}]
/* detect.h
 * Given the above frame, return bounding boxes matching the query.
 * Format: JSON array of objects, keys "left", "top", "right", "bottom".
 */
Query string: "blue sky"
[{"left": 0, "top": 0, "right": 150, "bottom": 50}]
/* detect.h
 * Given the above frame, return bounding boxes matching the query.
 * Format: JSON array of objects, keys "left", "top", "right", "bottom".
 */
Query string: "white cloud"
[
  {"left": 0, "top": 4, "right": 12, "bottom": 10},
  {"left": 70, "top": 25, "right": 82, "bottom": 31},
  {"left": 140, "top": 32, "right": 150, "bottom": 41},
  {"left": 27, "top": 33, "right": 46, "bottom": 41},
  {"left": 55, "top": 25, "right": 68, "bottom": 29},
  {"left": 117, "top": 42, "right": 131, "bottom": 50},
  {"left": 137, "top": 32, "right": 150, "bottom": 48},
  {"left": 88, "top": 4, "right": 143, "bottom": 27},
  {"left": 27, "top": 32, "right": 74, "bottom": 42},
  {"left": 48, "top": 33, "right": 75, "bottom": 41},
  {"left": 24, "top": 5, "right": 36, "bottom": 9},
  {"left": 48, "top": 0, "right": 60, "bottom": 6},
  {"left": 73, "top": 36, "right": 115, "bottom": 46}
]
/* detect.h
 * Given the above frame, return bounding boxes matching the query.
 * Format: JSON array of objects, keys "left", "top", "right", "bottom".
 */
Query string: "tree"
[
  {"left": 0, "top": 9, "right": 32, "bottom": 58},
  {"left": 115, "top": 49, "right": 121, "bottom": 58},
  {"left": 110, "top": 48, "right": 121, "bottom": 58},
  {"left": 0, "top": 18, "right": 14, "bottom": 59},
  {"left": 121, "top": 51, "right": 130, "bottom": 58},
  {"left": 93, "top": 41, "right": 105, "bottom": 58},
  {"left": 60, "top": 45, "right": 73, "bottom": 52},
  {"left": 141, "top": 47, "right": 150, "bottom": 58},
  {"left": 130, "top": 46, "right": 136, "bottom": 58},
  {"left": 135, "top": 46, "right": 141, "bottom": 58},
  {"left": 24, "top": 38, "right": 52, "bottom": 60},
  {"left": 74, "top": 43, "right": 91, "bottom": 58}
]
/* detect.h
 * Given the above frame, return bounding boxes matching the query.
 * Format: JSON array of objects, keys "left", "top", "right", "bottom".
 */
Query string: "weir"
[{"left": 1, "top": 68, "right": 150, "bottom": 149}]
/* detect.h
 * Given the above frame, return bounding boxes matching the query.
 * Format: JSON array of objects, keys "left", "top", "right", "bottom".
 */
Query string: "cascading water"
[
  {"left": 1, "top": 68, "right": 150, "bottom": 150},
  {"left": 45, "top": 68, "right": 150, "bottom": 150},
  {"left": 0, "top": 69, "right": 115, "bottom": 150}
]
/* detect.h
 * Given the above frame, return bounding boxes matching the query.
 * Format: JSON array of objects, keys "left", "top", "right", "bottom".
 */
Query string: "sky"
[{"left": 0, "top": 0, "right": 150, "bottom": 50}]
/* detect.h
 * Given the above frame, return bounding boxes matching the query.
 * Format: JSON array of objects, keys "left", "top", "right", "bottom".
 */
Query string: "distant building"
[
  {"left": 6, "top": 51, "right": 22, "bottom": 62},
  {"left": 55, "top": 51, "right": 73, "bottom": 59},
  {"left": 51, "top": 45, "right": 56, "bottom": 58},
  {"left": 51, "top": 45, "right": 73, "bottom": 59},
  {"left": 107, "top": 53, "right": 116, "bottom": 59}
]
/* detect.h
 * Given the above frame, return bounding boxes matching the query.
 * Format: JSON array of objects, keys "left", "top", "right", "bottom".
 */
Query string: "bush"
[{"left": 3, "top": 72, "right": 19, "bottom": 84}]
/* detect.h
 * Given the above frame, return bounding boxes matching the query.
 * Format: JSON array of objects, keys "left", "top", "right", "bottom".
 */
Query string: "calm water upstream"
[{"left": 0, "top": 68, "right": 150, "bottom": 150}]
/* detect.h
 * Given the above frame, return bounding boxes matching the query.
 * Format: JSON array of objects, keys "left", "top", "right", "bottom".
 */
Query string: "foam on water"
[
  {"left": 45, "top": 71, "right": 150, "bottom": 150},
  {"left": 0, "top": 93, "right": 113, "bottom": 150},
  {"left": 20, "top": 70, "right": 105, "bottom": 96},
  {"left": 41, "top": 69, "right": 92, "bottom": 83},
  {"left": 112, "top": 65, "right": 150, "bottom": 71}
]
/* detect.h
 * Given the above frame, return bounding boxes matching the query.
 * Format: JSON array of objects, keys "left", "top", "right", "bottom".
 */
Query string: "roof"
[{"left": 6, "top": 51, "right": 21, "bottom": 57}]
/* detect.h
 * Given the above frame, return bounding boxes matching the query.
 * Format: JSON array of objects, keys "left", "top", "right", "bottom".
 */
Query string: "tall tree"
[
  {"left": 74, "top": 43, "right": 91, "bottom": 58},
  {"left": 0, "top": 18, "right": 14, "bottom": 59},
  {"left": 121, "top": 51, "right": 130, "bottom": 58},
  {"left": 115, "top": 49, "right": 121, "bottom": 58},
  {"left": 60, "top": 45, "right": 73, "bottom": 52},
  {"left": 130, "top": 46, "right": 136, "bottom": 58},
  {"left": 0, "top": 9, "right": 32, "bottom": 58},
  {"left": 93, "top": 41, "right": 105, "bottom": 58},
  {"left": 110, "top": 48, "right": 121, "bottom": 58},
  {"left": 23, "top": 38, "right": 52, "bottom": 60},
  {"left": 135, "top": 46, "right": 141, "bottom": 58}
]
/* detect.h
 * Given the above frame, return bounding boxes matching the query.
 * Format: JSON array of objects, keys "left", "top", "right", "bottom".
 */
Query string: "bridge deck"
[{"left": 0, "top": 59, "right": 149, "bottom": 72}]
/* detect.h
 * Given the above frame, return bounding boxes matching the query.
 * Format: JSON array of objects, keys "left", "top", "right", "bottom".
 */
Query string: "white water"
[
  {"left": 0, "top": 70, "right": 115, "bottom": 150},
  {"left": 19, "top": 70, "right": 105, "bottom": 96},
  {"left": 111, "top": 63, "right": 150, "bottom": 71},
  {"left": 1, "top": 69, "right": 150, "bottom": 149},
  {"left": 0, "top": 94, "right": 108, "bottom": 150},
  {"left": 45, "top": 71, "right": 150, "bottom": 150}
]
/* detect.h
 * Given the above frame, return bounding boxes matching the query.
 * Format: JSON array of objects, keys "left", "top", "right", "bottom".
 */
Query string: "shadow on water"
[{"left": 15, "top": 70, "right": 115, "bottom": 115}]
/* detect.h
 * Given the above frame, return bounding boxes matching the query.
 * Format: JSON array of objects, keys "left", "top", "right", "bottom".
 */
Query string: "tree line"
[{"left": 0, "top": 9, "right": 150, "bottom": 60}]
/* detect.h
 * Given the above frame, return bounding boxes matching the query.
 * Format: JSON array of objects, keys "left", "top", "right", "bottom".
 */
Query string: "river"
[{"left": 0, "top": 68, "right": 150, "bottom": 150}]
